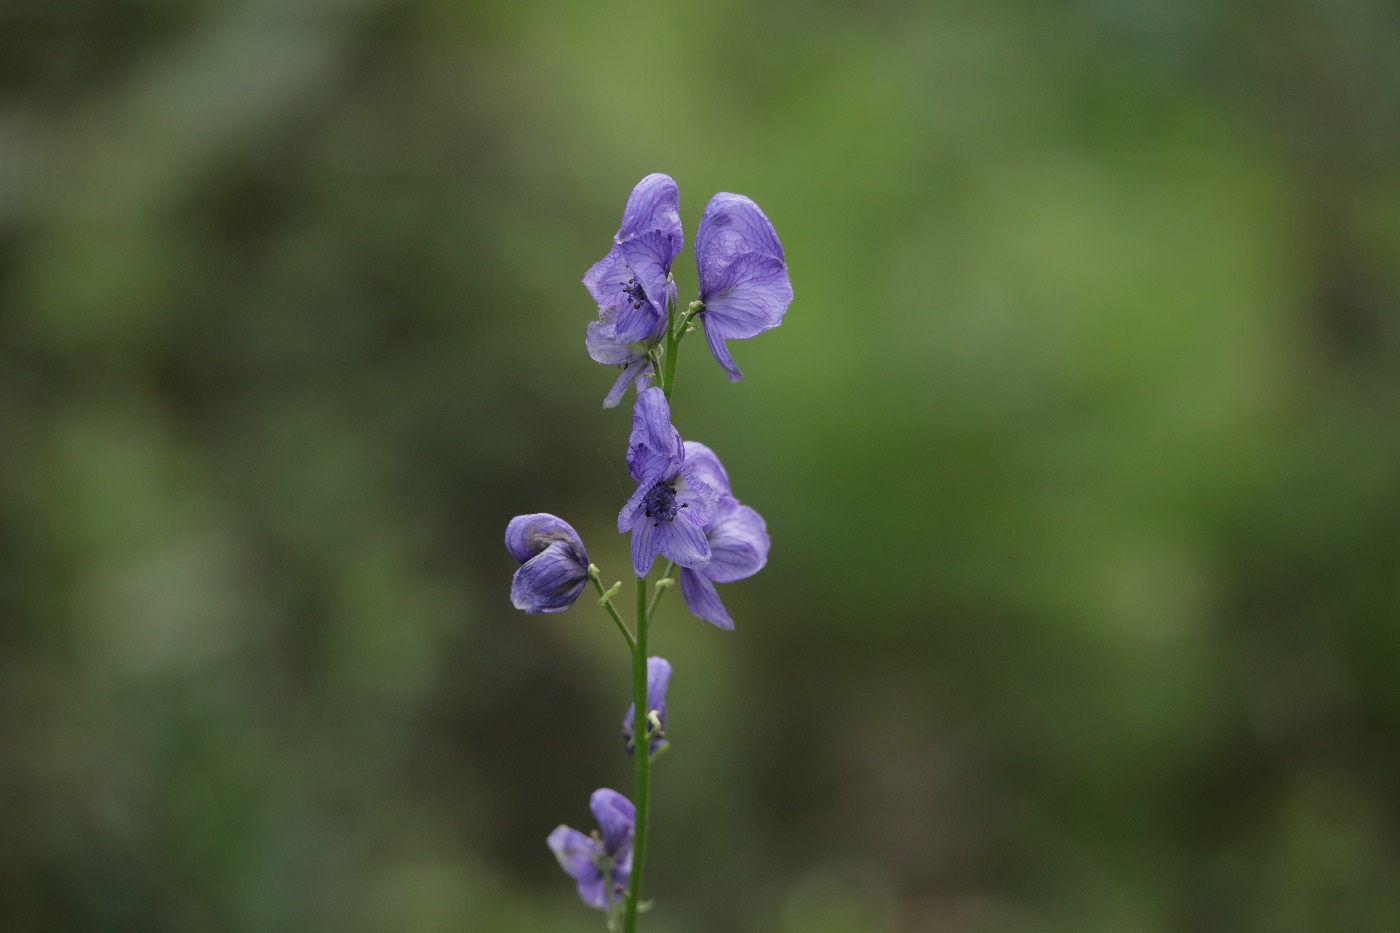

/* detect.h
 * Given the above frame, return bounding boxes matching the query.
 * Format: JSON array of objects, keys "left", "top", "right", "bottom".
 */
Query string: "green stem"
[
  {"left": 647, "top": 562, "right": 677, "bottom": 616},
  {"left": 623, "top": 578, "right": 651, "bottom": 933},
  {"left": 660, "top": 302, "right": 699, "bottom": 400},
  {"left": 661, "top": 303, "right": 679, "bottom": 401},
  {"left": 589, "top": 569, "right": 636, "bottom": 652}
]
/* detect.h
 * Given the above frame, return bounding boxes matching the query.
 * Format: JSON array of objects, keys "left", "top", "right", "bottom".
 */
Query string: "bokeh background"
[{"left": 4, "top": 1, "right": 1400, "bottom": 930}]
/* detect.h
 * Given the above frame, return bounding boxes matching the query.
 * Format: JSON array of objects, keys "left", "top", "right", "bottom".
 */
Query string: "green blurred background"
[{"left": 3, "top": 1, "right": 1400, "bottom": 930}]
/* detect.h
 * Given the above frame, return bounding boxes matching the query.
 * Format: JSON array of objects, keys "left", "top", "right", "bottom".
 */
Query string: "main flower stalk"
[
  {"left": 527, "top": 174, "right": 787, "bottom": 930},
  {"left": 624, "top": 578, "right": 652, "bottom": 933}
]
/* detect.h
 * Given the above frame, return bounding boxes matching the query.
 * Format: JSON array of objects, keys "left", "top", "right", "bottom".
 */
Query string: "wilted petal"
[
  {"left": 505, "top": 513, "right": 588, "bottom": 565},
  {"left": 655, "top": 510, "right": 711, "bottom": 569},
  {"left": 680, "top": 441, "right": 732, "bottom": 500},
  {"left": 511, "top": 541, "right": 589, "bottom": 613},
  {"left": 590, "top": 788, "right": 636, "bottom": 855},
  {"left": 679, "top": 568, "right": 734, "bottom": 630},
  {"left": 703, "top": 501, "right": 769, "bottom": 584},
  {"left": 587, "top": 310, "right": 655, "bottom": 408},
  {"left": 618, "top": 173, "right": 682, "bottom": 246},
  {"left": 602, "top": 358, "right": 651, "bottom": 409},
  {"left": 585, "top": 311, "right": 633, "bottom": 365},
  {"left": 695, "top": 193, "right": 785, "bottom": 292}
]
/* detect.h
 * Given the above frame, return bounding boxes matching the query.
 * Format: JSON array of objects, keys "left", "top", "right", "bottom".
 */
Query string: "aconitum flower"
[
  {"left": 622, "top": 656, "right": 672, "bottom": 757},
  {"left": 693, "top": 193, "right": 793, "bottom": 382},
  {"left": 618, "top": 388, "right": 718, "bottom": 576},
  {"left": 676, "top": 442, "right": 769, "bottom": 630},
  {"left": 583, "top": 173, "right": 683, "bottom": 345},
  {"left": 586, "top": 306, "right": 655, "bottom": 409},
  {"left": 547, "top": 788, "right": 635, "bottom": 911},
  {"left": 505, "top": 513, "right": 590, "bottom": 614}
]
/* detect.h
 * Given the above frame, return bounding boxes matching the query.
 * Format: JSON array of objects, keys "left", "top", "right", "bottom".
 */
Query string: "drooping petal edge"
[{"left": 679, "top": 568, "right": 735, "bottom": 630}]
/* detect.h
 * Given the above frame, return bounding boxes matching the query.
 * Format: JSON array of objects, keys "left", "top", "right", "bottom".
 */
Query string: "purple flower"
[
  {"left": 547, "top": 788, "right": 635, "bottom": 911},
  {"left": 676, "top": 442, "right": 770, "bottom": 630},
  {"left": 618, "top": 388, "right": 718, "bottom": 577},
  {"left": 505, "top": 513, "right": 590, "bottom": 614},
  {"left": 694, "top": 193, "right": 793, "bottom": 382},
  {"left": 586, "top": 307, "right": 655, "bottom": 409},
  {"left": 622, "top": 657, "right": 672, "bottom": 757},
  {"left": 583, "top": 173, "right": 683, "bottom": 346}
]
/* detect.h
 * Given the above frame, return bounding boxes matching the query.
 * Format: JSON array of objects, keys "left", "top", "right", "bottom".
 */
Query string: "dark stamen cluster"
[
  {"left": 624, "top": 277, "right": 647, "bottom": 310},
  {"left": 643, "top": 481, "right": 679, "bottom": 526}
]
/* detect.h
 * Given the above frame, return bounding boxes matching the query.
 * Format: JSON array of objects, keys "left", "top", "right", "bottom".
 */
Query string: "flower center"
[
  {"left": 623, "top": 277, "right": 648, "bottom": 310},
  {"left": 643, "top": 481, "right": 679, "bottom": 523}
]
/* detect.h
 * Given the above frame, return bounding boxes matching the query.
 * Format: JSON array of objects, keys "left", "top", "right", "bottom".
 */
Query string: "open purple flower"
[
  {"left": 622, "top": 656, "right": 672, "bottom": 757},
  {"left": 547, "top": 788, "right": 635, "bottom": 911},
  {"left": 676, "top": 442, "right": 769, "bottom": 630},
  {"left": 583, "top": 173, "right": 683, "bottom": 346},
  {"left": 618, "top": 388, "right": 718, "bottom": 577},
  {"left": 505, "top": 513, "right": 590, "bottom": 614},
  {"left": 693, "top": 193, "right": 793, "bottom": 382}
]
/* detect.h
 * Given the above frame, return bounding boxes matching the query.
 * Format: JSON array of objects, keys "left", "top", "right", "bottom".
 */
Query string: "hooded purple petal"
[
  {"left": 590, "top": 788, "right": 636, "bottom": 856},
  {"left": 695, "top": 192, "right": 784, "bottom": 283},
  {"left": 693, "top": 192, "right": 791, "bottom": 382},
  {"left": 644, "top": 656, "right": 673, "bottom": 717},
  {"left": 679, "top": 568, "right": 734, "bottom": 630},
  {"left": 505, "top": 513, "right": 587, "bottom": 564},
  {"left": 617, "top": 173, "right": 682, "bottom": 247},
  {"left": 622, "top": 656, "right": 673, "bottom": 756},
  {"left": 584, "top": 175, "right": 682, "bottom": 335},
  {"left": 626, "top": 387, "right": 682, "bottom": 484},
  {"left": 681, "top": 441, "right": 732, "bottom": 500},
  {"left": 506, "top": 514, "right": 589, "bottom": 613},
  {"left": 511, "top": 541, "right": 590, "bottom": 613},
  {"left": 701, "top": 501, "right": 769, "bottom": 584}
]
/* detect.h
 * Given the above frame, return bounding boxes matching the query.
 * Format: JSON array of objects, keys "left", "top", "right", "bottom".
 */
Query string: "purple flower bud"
[
  {"left": 505, "top": 513, "right": 590, "bottom": 614},
  {"left": 547, "top": 788, "right": 635, "bottom": 911},
  {"left": 693, "top": 193, "right": 792, "bottom": 382},
  {"left": 676, "top": 442, "right": 770, "bottom": 630},
  {"left": 622, "top": 657, "right": 672, "bottom": 757},
  {"left": 618, "top": 389, "right": 718, "bottom": 577}
]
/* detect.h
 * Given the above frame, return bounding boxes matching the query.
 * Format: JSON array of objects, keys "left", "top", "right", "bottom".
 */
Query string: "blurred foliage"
[{"left": 2, "top": 0, "right": 1400, "bottom": 931}]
